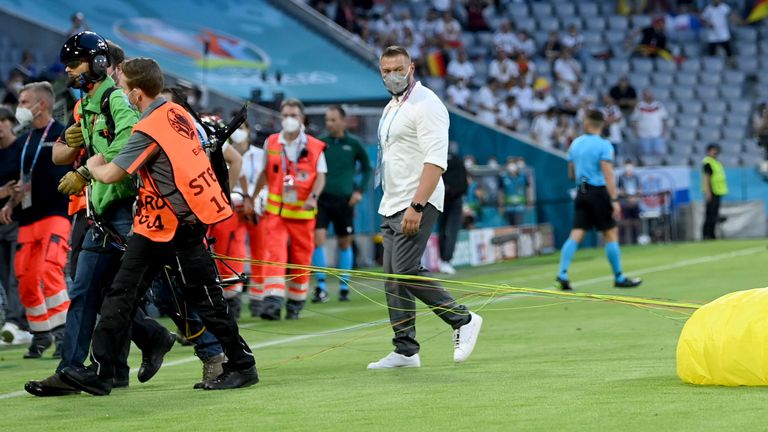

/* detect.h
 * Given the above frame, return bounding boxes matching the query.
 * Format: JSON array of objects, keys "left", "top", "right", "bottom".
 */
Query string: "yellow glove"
[
  {"left": 58, "top": 167, "right": 90, "bottom": 195},
  {"left": 65, "top": 124, "right": 85, "bottom": 148}
]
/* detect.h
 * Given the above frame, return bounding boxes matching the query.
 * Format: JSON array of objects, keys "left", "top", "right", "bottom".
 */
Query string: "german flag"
[
  {"left": 747, "top": 0, "right": 768, "bottom": 23},
  {"left": 426, "top": 50, "right": 446, "bottom": 77}
]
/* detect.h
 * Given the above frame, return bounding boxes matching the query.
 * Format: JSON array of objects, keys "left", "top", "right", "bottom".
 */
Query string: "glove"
[
  {"left": 65, "top": 124, "right": 85, "bottom": 148},
  {"left": 58, "top": 166, "right": 90, "bottom": 195}
]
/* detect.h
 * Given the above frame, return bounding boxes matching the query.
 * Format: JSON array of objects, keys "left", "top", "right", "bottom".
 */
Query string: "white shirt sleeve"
[
  {"left": 416, "top": 98, "right": 449, "bottom": 171},
  {"left": 316, "top": 152, "right": 327, "bottom": 174}
]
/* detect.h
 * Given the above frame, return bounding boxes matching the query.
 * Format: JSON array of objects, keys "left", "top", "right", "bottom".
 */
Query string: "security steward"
[
  {"left": 59, "top": 57, "right": 257, "bottom": 395},
  {"left": 701, "top": 144, "right": 728, "bottom": 240},
  {"left": 25, "top": 33, "right": 173, "bottom": 397}
]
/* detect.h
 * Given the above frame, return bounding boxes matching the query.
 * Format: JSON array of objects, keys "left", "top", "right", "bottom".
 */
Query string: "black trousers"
[
  {"left": 437, "top": 197, "right": 463, "bottom": 262},
  {"left": 702, "top": 195, "right": 721, "bottom": 240},
  {"left": 91, "top": 223, "right": 255, "bottom": 380}
]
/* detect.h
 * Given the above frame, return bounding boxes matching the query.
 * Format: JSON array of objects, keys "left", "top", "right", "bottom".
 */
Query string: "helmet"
[{"left": 60, "top": 31, "right": 110, "bottom": 80}]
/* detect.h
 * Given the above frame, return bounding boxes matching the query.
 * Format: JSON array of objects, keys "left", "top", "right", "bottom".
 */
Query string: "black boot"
[
  {"left": 249, "top": 299, "right": 263, "bottom": 317},
  {"left": 260, "top": 296, "right": 282, "bottom": 321},
  {"left": 137, "top": 332, "right": 176, "bottom": 383},
  {"left": 60, "top": 366, "right": 112, "bottom": 396},
  {"left": 24, "top": 332, "right": 53, "bottom": 359},
  {"left": 24, "top": 372, "right": 81, "bottom": 397},
  {"left": 285, "top": 299, "right": 305, "bottom": 320},
  {"left": 203, "top": 366, "right": 259, "bottom": 390}
]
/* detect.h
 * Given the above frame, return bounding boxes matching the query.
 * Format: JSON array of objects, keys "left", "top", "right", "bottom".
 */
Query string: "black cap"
[{"left": 60, "top": 31, "right": 110, "bottom": 66}]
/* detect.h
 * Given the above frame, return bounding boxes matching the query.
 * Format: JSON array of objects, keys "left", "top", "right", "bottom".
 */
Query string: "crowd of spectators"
[{"left": 311, "top": 0, "right": 766, "bottom": 164}]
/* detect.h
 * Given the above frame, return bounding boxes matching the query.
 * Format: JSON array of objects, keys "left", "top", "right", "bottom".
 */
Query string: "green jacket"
[
  {"left": 319, "top": 132, "right": 372, "bottom": 197},
  {"left": 78, "top": 76, "right": 139, "bottom": 215},
  {"left": 702, "top": 156, "right": 728, "bottom": 197}
]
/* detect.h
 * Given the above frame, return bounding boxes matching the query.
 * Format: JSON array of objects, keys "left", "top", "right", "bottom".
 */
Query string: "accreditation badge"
[
  {"left": 20, "top": 174, "right": 32, "bottom": 210},
  {"left": 283, "top": 175, "right": 298, "bottom": 204}
]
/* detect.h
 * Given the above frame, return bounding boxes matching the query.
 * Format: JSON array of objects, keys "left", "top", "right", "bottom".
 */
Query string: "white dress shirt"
[{"left": 378, "top": 81, "right": 447, "bottom": 217}]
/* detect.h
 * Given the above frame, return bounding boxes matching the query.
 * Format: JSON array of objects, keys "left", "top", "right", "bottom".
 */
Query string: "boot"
[
  {"left": 203, "top": 366, "right": 259, "bottom": 390},
  {"left": 24, "top": 332, "right": 53, "bottom": 359},
  {"left": 51, "top": 325, "right": 65, "bottom": 359},
  {"left": 285, "top": 299, "right": 305, "bottom": 320},
  {"left": 249, "top": 299, "right": 263, "bottom": 318},
  {"left": 259, "top": 296, "right": 283, "bottom": 321},
  {"left": 193, "top": 353, "right": 226, "bottom": 389}
]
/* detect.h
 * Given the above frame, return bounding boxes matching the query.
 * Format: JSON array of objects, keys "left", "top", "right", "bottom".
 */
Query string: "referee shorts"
[
  {"left": 316, "top": 193, "right": 355, "bottom": 236},
  {"left": 573, "top": 183, "right": 617, "bottom": 232}
]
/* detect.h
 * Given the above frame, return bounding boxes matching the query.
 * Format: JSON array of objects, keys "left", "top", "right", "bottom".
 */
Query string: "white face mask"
[
  {"left": 14, "top": 107, "right": 34, "bottom": 128},
  {"left": 507, "top": 164, "right": 518, "bottom": 175},
  {"left": 383, "top": 70, "right": 411, "bottom": 96},
  {"left": 487, "top": 159, "right": 499, "bottom": 169},
  {"left": 464, "top": 159, "right": 474, "bottom": 169},
  {"left": 231, "top": 128, "right": 248, "bottom": 144},
  {"left": 281, "top": 116, "right": 301, "bottom": 134},
  {"left": 517, "top": 161, "right": 526, "bottom": 170}
]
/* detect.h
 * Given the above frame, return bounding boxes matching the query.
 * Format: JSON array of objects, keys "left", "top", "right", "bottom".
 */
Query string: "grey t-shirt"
[{"left": 112, "top": 97, "right": 195, "bottom": 222}]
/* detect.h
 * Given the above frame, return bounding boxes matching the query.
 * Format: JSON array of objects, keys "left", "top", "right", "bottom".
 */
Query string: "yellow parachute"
[{"left": 677, "top": 288, "right": 768, "bottom": 386}]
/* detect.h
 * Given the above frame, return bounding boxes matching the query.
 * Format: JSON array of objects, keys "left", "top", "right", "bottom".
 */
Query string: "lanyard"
[
  {"left": 20, "top": 119, "right": 54, "bottom": 178},
  {"left": 377, "top": 81, "right": 417, "bottom": 148},
  {"left": 280, "top": 133, "right": 306, "bottom": 177}
]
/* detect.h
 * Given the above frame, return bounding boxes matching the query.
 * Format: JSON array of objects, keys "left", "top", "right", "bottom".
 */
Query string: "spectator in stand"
[
  {"left": 402, "top": 28, "right": 424, "bottom": 62},
  {"left": 418, "top": 8, "right": 442, "bottom": 40},
  {"left": 514, "top": 51, "right": 536, "bottom": 85},
  {"left": 701, "top": 0, "right": 738, "bottom": 59},
  {"left": 446, "top": 79, "right": 471, "bottom": 110},
  {"left": 397, "top": 10, "right": 417, "bottom": 37},
  {"left": 498, "top": 157, "right": 532, "bottom": 226},
  {"left": 553, "top": 49, "right": 582, "bottom": 92},
  {"left": 437, "top": 10, "right": 463, "bottom": 48},
  {"left": 753, "top": 103, "right": 768, "bottom": 159},
  {"left": 67, "top": 12, "right": 89, "bottom": 36},
  {"left": 493, "top": 20, "right": 518, "bottom": 56},
  {"left": 631, "top": 89, "right": 668, "bottom": 156},
  {"left": 447, "top": 49, "right": 475, "bottom": 82},
  {"left": 531, "top": 107, "right": 559, "bottom": 149},
  {"left": 528, "top": 78, "right": 556, "bottom": 117},
  {"left": 497, "top": 95, "right": 522, "bottom": 131},
  {"left": 617, "top": 159, "right": 642, "bottom": 244},
  {"left": 636, "top": 16, "right": 668, "bottom": 57},
  {"left": 2, "top": 70, "right": 26, "bottom": 106},
  {"left": 432, "top": 0, "right": 452, "bottom": 12},
  {"left": 542, "top": 30, "right": 563, "bottom": 63},
  {"left": 476, "top": 78, "right": 499, "bottom": 125},
  {"left": 17, "top": 51, "right": 38, "bottom": 81},
  {"left": 610, "top": 76, "right": 638, "bottom": 115},
  {"left": 465, "top": 0, "right": 491, "bottom": 32},
  {"left": 515, "top": 31, "right": 536, "bottom": 58},
  {"left": 488, "top": 49, "right": 519, "bottom": 89},
  {"left": 374, "top": 12, "right": 399, "bottom": 41},
  {"left": 510, "top": 76, "right": 534, "bottom": 113},
  {"left": 559, "top": 81, "right": 589, "bottom": 115},
  {"left": 437, "top": 144, "right": 469, "bottom": 275},
  {"left": 601, "top": 94, "right": 625, "bottom": 156},
  {"left": 554, "top": 114, "right": 578, "bottom": 150},
  {"left": 561, "top": 24, "right": 589, "bottom": 64}
]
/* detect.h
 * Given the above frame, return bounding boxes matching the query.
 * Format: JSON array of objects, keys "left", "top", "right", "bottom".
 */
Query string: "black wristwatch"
[{"left": 410, "top": 202, "right": 425, "bottom": 213}]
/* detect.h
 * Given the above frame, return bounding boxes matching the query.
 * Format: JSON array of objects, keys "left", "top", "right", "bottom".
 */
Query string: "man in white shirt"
[
  {"left": 702, "top": 0, "right": 736, "bottom": 58},
  {"left": 476, "top": 78, "right": 499, "bottom": 125},
  {"left": 514, "top": 31, "right": 536, "bottom": 57},
  {"left": 554, "top": 49, "right": 582, "bottom": 91},
  {"left": 446, "top": 49, "right": 475, "bottom": 82},
  {"left": 488, "top": 49, "right": 519, "bottom": 87},
  {"left": 368, "top": 46, "right": 482, "bottom": 370},
  {"left": 493, "top": 20, "right": 518, "bottom": 56},
  {"left": 445, "top": 79, "right": 471, "bottom": 110},
  {"left": 531, "top": 107, "right": 558, "bottom": 148},
  {"left": 497, "top": 94, "right": 522, "bottom": 131},
  {"left": 631, "top": 89, "right": 668, "bottom": 156}
]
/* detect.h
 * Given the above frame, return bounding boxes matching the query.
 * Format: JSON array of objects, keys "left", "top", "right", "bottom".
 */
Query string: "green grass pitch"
[{"left": 1, "top": 239, "right": 766, "bottom": 431}]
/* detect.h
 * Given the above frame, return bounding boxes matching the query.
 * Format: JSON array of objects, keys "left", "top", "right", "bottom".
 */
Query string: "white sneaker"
[
  {"left": 367, "top": 352, "right": 421, "bottom": 369},
  {"left": 1, "top": 322, "right": 33, "bottom": 345},
  {"left": 453, "top": 312, "right": 483, "bottom": 363},
  {"left": 438, "top": 260, "right": 456, "bottom": 275}
]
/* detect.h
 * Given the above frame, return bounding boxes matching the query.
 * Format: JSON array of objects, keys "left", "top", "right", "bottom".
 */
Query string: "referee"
[
  {"left": 555, "top": 110, "right": 641, "bottom": 291},
  {"left": 311, "top": 105, "right": 372, "bottom": 303}
]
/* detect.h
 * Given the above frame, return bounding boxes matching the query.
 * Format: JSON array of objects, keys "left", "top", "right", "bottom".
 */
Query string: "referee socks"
[
  {"left": 605, "top": 242, "right": 626, "bottom": 282},
  {"left": 558, "top": 238, "right": 579, "bottom": 280},
  {"left": 312, "top": 247, "right": 327, "bottom": 290}
]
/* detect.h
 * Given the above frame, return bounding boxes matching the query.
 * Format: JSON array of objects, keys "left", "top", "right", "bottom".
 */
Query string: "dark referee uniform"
[{"left": 317, "top": 131, "right": 372, "bottom": 234}]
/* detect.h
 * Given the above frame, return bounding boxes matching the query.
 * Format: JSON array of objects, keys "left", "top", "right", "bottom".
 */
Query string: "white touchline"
[{"left": 0, "top": 246, "right": 763, "bottom": 400}]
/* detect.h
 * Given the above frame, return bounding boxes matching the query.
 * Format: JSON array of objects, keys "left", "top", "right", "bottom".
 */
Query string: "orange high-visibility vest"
[
  {"left": 67, "top": 100, "right": 87, "bottom": 215},
  {"left": 264, "top": 132, "right": 325, "bottom": 220},
  {"left": 131, "top": 101, "right": 233, "bottom": 242}
]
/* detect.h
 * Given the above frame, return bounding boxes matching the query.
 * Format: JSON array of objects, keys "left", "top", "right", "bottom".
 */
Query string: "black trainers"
[
  {"left": 339, "top": 290, "right": 350, "bottom": 302},
  {"left": 24, "top": 372, "right": 81, "bottom": 397},
  {"left": 203, "top": 367, "right": 259, "bottom": 390},
  {"left": 24, "top": 332, "right": 53, "bottom": 359},
  {"left": 60, "top": 366, "right": 112, "bottom": 396},
  {"left": 555, "top": 277, "right": 573, "bottom": 291},
  {"left": 614, "top": 277, "right": 642, "bottom": 288},
  {"left": 138, "top": 332, "right": 176, "bottom": 383},
  {"left": 310, "top": 287, "right": 328, "bottom": 304},
  {"left": 285, "top": 311, "right": 300, "bottom": 320},
  {"left": 259, "top": 302, "right": 282, "bottom": 321}
]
